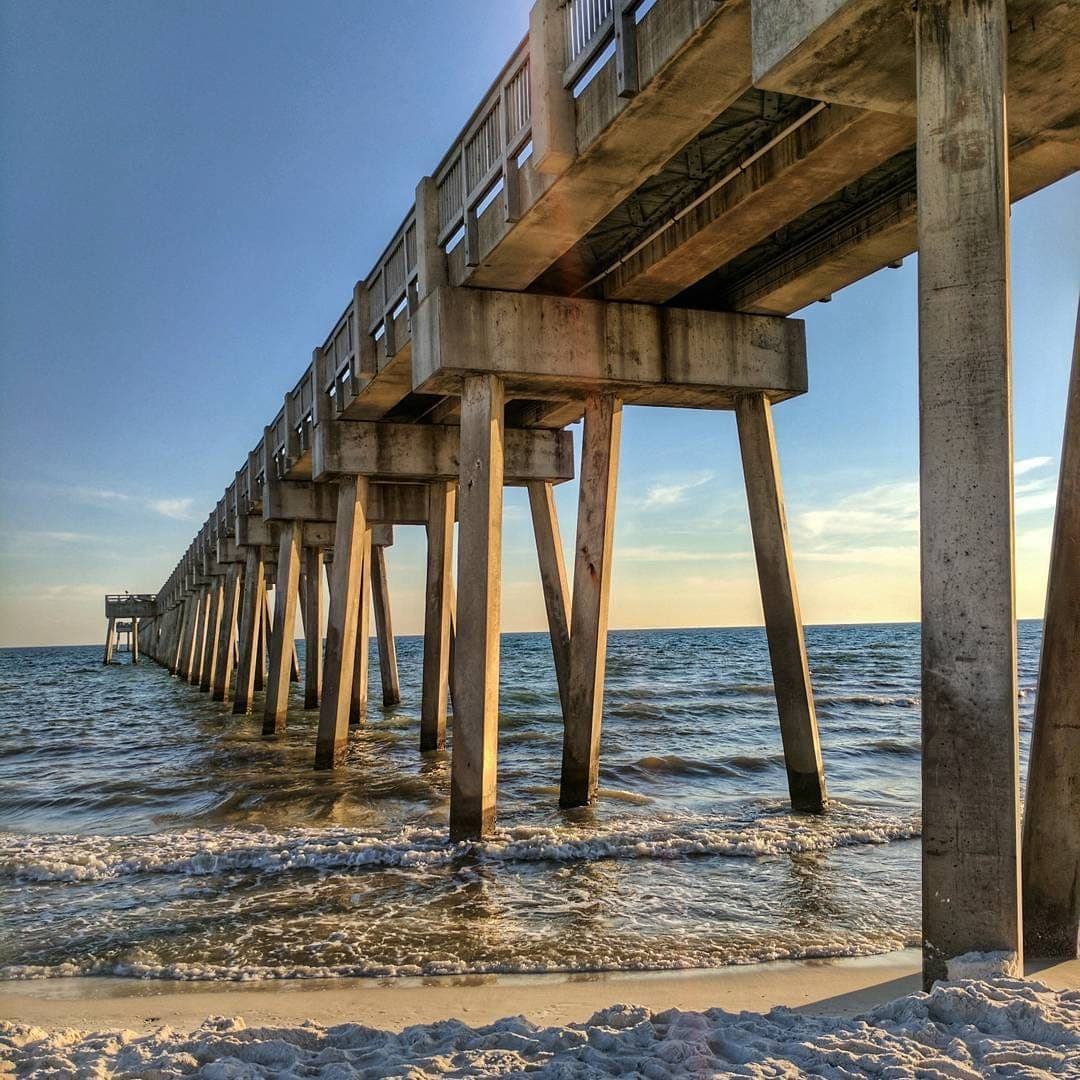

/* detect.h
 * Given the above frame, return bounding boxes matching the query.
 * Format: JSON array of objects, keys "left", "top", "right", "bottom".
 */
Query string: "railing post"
[
  {"left": 530, "top": 0, "right": 576, "bottom": 175},
  {"left": 614, "top": 0, "right": 639, "bottom": 98},
  {"left": 416, "top": 177, "right": 449, "bottom": 303}
]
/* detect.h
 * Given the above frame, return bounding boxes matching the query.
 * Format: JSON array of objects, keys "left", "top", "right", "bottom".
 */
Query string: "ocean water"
[{"left": 0, "top": 622, "right": 1042, "bottom": 982}]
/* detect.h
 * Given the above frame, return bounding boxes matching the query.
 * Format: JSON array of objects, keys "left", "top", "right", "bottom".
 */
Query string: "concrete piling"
[
  {"left": 735, "top": 392, "right": 826, "bottom": 814},
  {"left": 1022, "top": 301, "right": 1080, "bottom": 960},
  {"left": 450, "top": 375, "right": 505, "bottom": 840},
  {"left": 421, "top": 481, "right": 455, "bottom": 751},
  {"left": 916, "top": 0, "right": 1022, "bottom": 987},
  {"left": 263, "top": 522, "right": 302, "bottom": 735},
  {"left": 371, "top": 543, "right": 400, "bottom": 708}
]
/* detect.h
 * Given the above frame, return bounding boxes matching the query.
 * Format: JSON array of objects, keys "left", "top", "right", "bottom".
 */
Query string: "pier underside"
[{"left": 115, "top": 0, "right": 1078, "bottom": 988}]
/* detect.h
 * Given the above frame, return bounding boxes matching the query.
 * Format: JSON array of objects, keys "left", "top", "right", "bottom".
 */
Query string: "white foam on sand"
[{"left": 2, "top": 977, "right": 1077, "bottom": 1078}]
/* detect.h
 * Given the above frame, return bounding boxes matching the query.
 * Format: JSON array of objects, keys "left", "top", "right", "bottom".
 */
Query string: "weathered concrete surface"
[
  {"left": 302, "top": 547, "right": 324, "bottom": 710},
  {"left": 313, "top": 417, "right": 574, "bottom": 484},
  {"left": 560, "top": 395, "right": 622, "bottom": 808},
  {"left": 233, "top": 549, "right": 266, "bottom": 715},
  {"left": 421, "top": 481, "right": 456, "bottom": 752},
  {"left": 461, "top": 0, "right": 750, "bottom": 291},
  {"left": 1022, "top": 301, "right": 1080, "bottom": 959},
  {"left": 413, "top": 287, "right": 807, "bottom": 409},
  {"left": 263, "top": 522, "right": 302, "bottom": 736},
  {"left": 315, "top": 478, "right": 368, "bottom": 769},
  {"left": 528, "top": 480, "right": 572, "bottom": 718},
  {"left": 370, "top": 544, "right": 401, "bottom": 708},
  {"left": 735, "top": 392, "right": 826, "bottom": 813},
  {"left": 450, "top": 376, "right": 504, "bottom": 840},
  {"left": 916, "top": 0, "right": 1022, "bottom": 989},
  {"left": 603, "top": 107, "right": 915, "bottom": 303}
]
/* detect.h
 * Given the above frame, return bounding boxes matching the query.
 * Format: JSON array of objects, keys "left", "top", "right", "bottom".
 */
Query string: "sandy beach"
[{"left": 3, "top": 949, "right": 1079, "bottom": 1033}]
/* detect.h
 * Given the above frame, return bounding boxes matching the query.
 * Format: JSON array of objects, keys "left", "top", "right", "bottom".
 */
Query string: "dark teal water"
[{"left": 0, "top": 623, "right": 1042, "bottom": 980}]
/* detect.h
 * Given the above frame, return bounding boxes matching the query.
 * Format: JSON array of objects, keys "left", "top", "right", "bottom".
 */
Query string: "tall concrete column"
[
  {"left": 560, "top": 394, "right": 621, "bottom": 808},
  {"left": 233, "top": 548, "right": 266, "bottom": 714},
  {"left": 349, "top": 527, "right": 372, "bottom": 725},
  {"left": 917, "top": 0, "right": 1021, "bottom": 988},
  {"left": 1023, "top": 301, "right": 1080, "bottom": 959},
  {"left": 735, "top": 392, "right": 826, "bottom": 813},
  {"left": 528, "top": 480, "right": 571, "bottom": 718},
  {"left": 131, "top": 618, "right": 139, "bottom": 664},
  {"left": 212, "top": 563, "right": 242, "bottom": 702},
  {"left": 422, "top": 481, "right": 456, "bottom": 751},
  {"left": 103, "top": 618, "right": 116, "bottom": 665},
  {"left": 315, "top": 477, "right": 369, "bottom": 769},
  {"left": 450, "top": 374, "right": 505, "bottom": 839},
  {"left": 303, "top": 547, "right": 324, "bottom": 710},
  {"left": 200, "top": 578, "right": 224, "bottom": 693},
  {"left": 371, "top": 544, "right": 401, "bottom": 707},
  {"left": 256, "top": 588, "right": 270, "bottom": 692},
  {"left": 263, "top": 522, "right": 302, "bottom": 735},
  {"left": 178, "top": 594, "right": 198, "bottom": 679},
  {"left": 190, "top": 586, "right": 211, "bottom": 687}
]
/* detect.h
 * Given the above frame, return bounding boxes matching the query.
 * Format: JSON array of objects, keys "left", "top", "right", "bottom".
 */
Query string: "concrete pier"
[
  {"left": 302, "top": 547, "right": 324, "bottom": 710},
  {"left": 104, "top": 0, "right": 1078, "bottom": 986},
  {"left": 916, "top": 0, "right": 1021, "bottom": 987},
  {"left": 1022, "top": 302, "right": 1080, "bottom": 959}
]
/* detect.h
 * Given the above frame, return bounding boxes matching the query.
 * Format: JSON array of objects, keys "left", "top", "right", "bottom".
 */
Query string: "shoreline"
[{"left": 3, "top": 949, "right": 1079, "bottom": 1035}]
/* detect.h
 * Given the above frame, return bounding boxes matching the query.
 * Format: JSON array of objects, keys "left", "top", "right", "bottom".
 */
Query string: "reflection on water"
[{"left": 0, "top": 622, "right": 1042, "bottom": 979}]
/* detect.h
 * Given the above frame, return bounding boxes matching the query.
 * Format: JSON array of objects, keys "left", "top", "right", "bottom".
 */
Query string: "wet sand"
[{"left": 3, "top": 950, "right": 1078, "bottom": 1035}]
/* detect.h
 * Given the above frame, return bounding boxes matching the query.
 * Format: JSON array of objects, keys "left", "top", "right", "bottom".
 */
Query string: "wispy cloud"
[
  {"left": 73, "top": 486, "right": 131, "bottom": 506},
  {"left": 618, "top": 545, "right": 751, "bottom": 563},
  {"left": 796, "top": 481, "right": 918, "bottom": 542},
  {"left": 642, "top": 472, "right": 714, "bottom": 509},
  {"left": 1015, "top": 456, "right": 1052, "bottom": 476},
  {"left": 147, "top": 497, "right": 196, "bottom": 521}
]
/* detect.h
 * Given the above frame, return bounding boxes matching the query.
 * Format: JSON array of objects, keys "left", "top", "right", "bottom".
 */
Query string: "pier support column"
[
  {"left": 917, "top": 0, "right": 1021, "bottom": 988},
  {"left": 560, "top": 394, "right": 621, "bottom": 809},
  {"left": 233, "top": 549, "right": 266, "bottom": 714},
  {"left": 422, "top": 481, "right": 456, "bottom": 751},
  {"left": 316, "top": 478, "right": 368, "bottom": 767},
  {"left": 131, "top": 618, "right": 139, "bottom": 664},
  {"left": 178, "top": 594, "right": 198, "bottom": 679},
  {"left": 256, "top": 588, "right": 270, "bottom": 692},
  {"left": 200, "top": 578, "right": 224, "bottom": 693},
  {"left": 450, "top": 375, "right": 505, "bottom": 839},
  {"left": 528, "top": 480, "right": 571, "bottom": 719},
  {"left": 213, "top": 563, "right": 242, "bottom": 702},
  {"left": 371, "top": 544, "right": 401, "bottom": 708},
  {"left": 103, "top": 618, "right": 116, "bottom": 665},
  {"left": 349, "top": 528, "right": 373, "bottom": 725},
  {"left": 1023, "top": 302, "right": 1080, "bottom": 959},
  {"left": 190, "top": 586, "right": 211, "bottom": 686},
  {"left": 303, "top": 547, "right": 324, "bottom": 710},
  {"left": 735, "top": 392, "right": 826, "bottom": 813},
  {"left": 263, "top": 523, "right": 301, "bottom": 735}
]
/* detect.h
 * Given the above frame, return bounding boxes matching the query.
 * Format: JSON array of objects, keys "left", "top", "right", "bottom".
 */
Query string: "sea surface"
[{"left": 0, "top": 622, "right": 1042, "bottom": 982}]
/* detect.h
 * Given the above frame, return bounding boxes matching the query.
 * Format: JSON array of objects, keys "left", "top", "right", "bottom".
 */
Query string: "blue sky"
[{"left": 1, "top": 0, "right": 1077, "bottom": 647}]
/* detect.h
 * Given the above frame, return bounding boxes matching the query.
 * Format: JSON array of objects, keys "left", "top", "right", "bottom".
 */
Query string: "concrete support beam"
[
  {"left": 1022, "top": 301, "right": 1080, "bottom": 959},
  {"left": 413, "top": 287, "right": 807, "bottom": 409},
  {"left": 302, "top": 547, "right": 324, "bottom": 710},
  {"left": 103, "top": 618, "right": 115, "bottom": 665},
  {"left": 528, "top": 480, "right": 571, "bottom": 718},
  {"left": 131, "top": 618, "right": 139, "bottom": 664},
  {"left": 314, "top": 416, "right": 574, "bottom": 485},
  {"left": 256, "top": 588, "right": 270, "bottom": 693},
  {"left": 212, "top": 563, "right": 242, "bottom": 701},
  {"left": 371, "top": 544, "right": 400, "bottom": 708},
  {"left": 263, "top": 522, "right": 302, "bottom": 735},
  {"left": 315, "top": 478, "right": 368, "bottom": 769},
  {"left": 421, "top": 481, "right": 456, "bottom": 752},
  {"left": 349, "top": 527, "right": 372, "bottom": 725},
  {"left": 917, "top": 0, "right": 1021, "bottom": 988},
  {"left": 735, "top": 392, "right": 827, "bottom": 813},
  {"left": 450, "top": 375, "right": 505, "bottom": 839},
  {"left": 233, "top": 548, "right": 266, "bottom": 714},
  {"left": 560, "top": 395, "right": 621, "bottom": 808}
]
